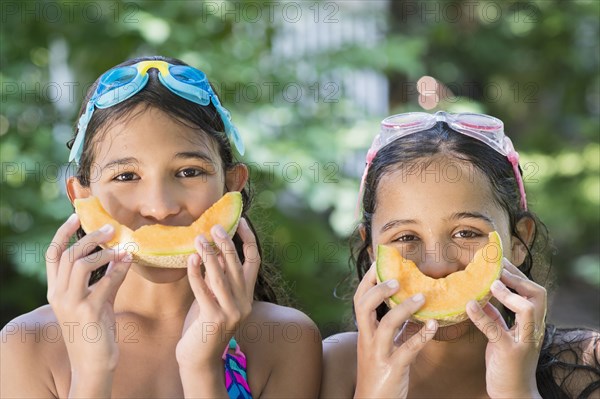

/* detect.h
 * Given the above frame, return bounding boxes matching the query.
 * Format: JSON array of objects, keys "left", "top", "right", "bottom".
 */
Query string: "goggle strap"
[
  {"left": 508, "top": 151, "right": 528, "bottom": 211},
  {"left": 211, "top": 96, "right": 245, "bottom": 156},
  {"left": 356, "top": 140, "right": 380, "bottom": 217},
  {"left": 356, "top": 165, "right": 369, "bottom": 218},
  {"left": 69, "top": 103, "right": 95, "bottom": 164}
]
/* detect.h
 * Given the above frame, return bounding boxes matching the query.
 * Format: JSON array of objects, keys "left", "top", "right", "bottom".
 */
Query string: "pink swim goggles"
[{"left": 358, "top": 111, "right": 527, "bottom": 211}]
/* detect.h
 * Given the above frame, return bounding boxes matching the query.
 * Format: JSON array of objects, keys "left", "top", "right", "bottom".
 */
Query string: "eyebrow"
[
  {"left": 100, "top": 151, "right": 215, "bottom": 173},
  {"left": 379, "top": 212, "right": 495, "bottom": 234},
  {"left": 380, "top": 219, "right": 418, "bottom": 234},
  {"left": 174, "top": 151, "right": 214, "bottom": 163},
  {"left": 101, "top": 157, "right": 139, "bottom": 172},
  {"left": 450, "top": 212, "right": 494, "bottom": 225}
]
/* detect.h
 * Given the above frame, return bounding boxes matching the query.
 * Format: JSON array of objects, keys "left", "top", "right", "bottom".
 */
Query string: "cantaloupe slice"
[
  {"left": 376, "top": 231, "right": 503, "bottom": 326},
  {"left": 74, "top": 192, "right": 243, "bottom": 268}
]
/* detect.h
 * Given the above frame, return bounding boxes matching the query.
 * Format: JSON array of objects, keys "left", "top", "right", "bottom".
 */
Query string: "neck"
[{"left": 115, "top": 265, "right": 195, "bottom": 320}]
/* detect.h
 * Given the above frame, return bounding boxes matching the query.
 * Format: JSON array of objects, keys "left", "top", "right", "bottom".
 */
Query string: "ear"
[
  {"left": 66, "top": 176, "right": 91, "bottom": 205},
  {"left": 511, "top": 216, "right": 536, "bottom": 266},
  {"left": 225, "top": 163, "right": 249, "bottom": 193},
  {"left": 359, "top": 223, "right": 375, "bottom": 263}
]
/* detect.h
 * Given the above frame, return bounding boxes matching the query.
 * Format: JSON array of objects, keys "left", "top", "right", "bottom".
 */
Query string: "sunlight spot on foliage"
[
  {"left": 584, "top": 143, "right": 600, "bottom": 171},
  {"left": 581, "top": 176, "right": 600, "bottom": 205},
  {"left": 30, "top": 47, "right": 49, "bottom": 67},
  {"left": 574, "top": 255, "right": 600, "bottom": 287},
  {"left": 556, "top": 152, "right": 584, "bottom": 176},
  {"left": 41, "top": 181, "right": 60, "bottom": 201},
  {"left": 138, "top": 14, "right": 170, "bottom": 45},
  {"left": 257, "top": 190, "right": 277, "bottom": 209},
  {"left": 11, "top": 211, "right": 33, "bottom": 233}
]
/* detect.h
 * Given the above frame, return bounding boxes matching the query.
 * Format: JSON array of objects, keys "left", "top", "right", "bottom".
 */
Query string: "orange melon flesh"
[
  {"left": 376, "top": 231, "right": 503, "bottom": 326},
  {"left": 74, "top": 192, "right": 243, "bottom": 268}
]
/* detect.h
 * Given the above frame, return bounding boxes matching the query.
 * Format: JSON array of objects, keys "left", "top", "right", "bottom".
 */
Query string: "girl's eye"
[
  {"left": 453, "top": 230, "right": 481, "bottom": 239},
  {"left": 393, "top": 234, "right": 419, "bottom": 242},
  {"left": 176, "top": 168, "right": 205, "bottom": 178},
  {"left": 114, "top": 172, "right": 138, "bottom": 181}
]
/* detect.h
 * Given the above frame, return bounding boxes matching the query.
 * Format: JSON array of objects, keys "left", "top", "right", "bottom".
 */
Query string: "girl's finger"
[
  {"left": 392, "top": 319, "right": 438, "bottom": 365},
  {"left": 46, "top": 214, "right": 80, "bottom": 294},
  {"left": 195, "top": 235, "right": 237, "bottom": 313},
  {"left": 481, "top": 301, "right": 509, "bottom": 330},
  {"left": 491, "top": 279, "right": 538, "bottom": 324},
  {"left": 56, "top": 224, "right": 116, "bottom": 294},
  {"left": 185, "top": 253, "right": 218, "bottom": 314},
  {"left": 210, "top": 224, "right": 244, "bottom": 292},
  {"left": 353, "top": 262, "right": 377, "bottom": 306},
  {"left": 375, "top": 293, "right": 426, "bottom": 357},
  {"left": 68, "top": 248, "right": 127, "bottom": 299},
  {"left": 502, "top": 258, "right": 528, "bottom": 279},
  {"left": 466, "top": 300, "right": 509, "bottom": 342},
  {"left": 355, "top": 278, "right": 400, "bottom": 339},
  {"left": 500, "top": 269, "right": 546, "bottom": 302},
  {"left": 89, "top": 254, "right": 132, "bottom": 304},
  {"left": 237, "top": 218, "right": 260, "bottom": 298}
]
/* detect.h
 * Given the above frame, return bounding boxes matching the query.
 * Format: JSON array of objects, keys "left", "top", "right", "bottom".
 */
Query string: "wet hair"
[
  {"left": 350, "top": 121, "right": 599, "bottom": 397},
  {"left": 67, "top": 55, "right": 286, "bottom": 304}
]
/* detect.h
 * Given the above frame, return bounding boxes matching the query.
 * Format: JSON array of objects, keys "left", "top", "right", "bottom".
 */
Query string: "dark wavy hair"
[
  {"left": 67, "top": 55, "right": 286, "bottom": 304},
  {"left": 351, "top": 121, "right": 599, "bottom": 397}
]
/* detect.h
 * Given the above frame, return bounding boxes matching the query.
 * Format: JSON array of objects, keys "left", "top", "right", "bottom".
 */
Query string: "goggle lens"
[
  {"left": 457, "top": 113, "right": 501, "bottom": 130},
  {"left": 170, "top": 65, "right": 207, "bottom": 84},
  {"left": 382, "top": 112, "right": 429, "bottom": 129},
  {"left": 97, "top": 67, "right": 137, "bottom": 92}
]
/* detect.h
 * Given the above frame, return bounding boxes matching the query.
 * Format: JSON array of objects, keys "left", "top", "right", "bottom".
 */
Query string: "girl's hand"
[
  {"left": 176, "top": 218, "right": 259, "bottom": 382},
  {"left": 466, "top": 259, "right": 546, "bottom": 399},
  {"left": 45, "top": 214, "right": 132, "bottom": 393},
  {"left": 354, "top": 263, "right": 438, "bottom": 399}
]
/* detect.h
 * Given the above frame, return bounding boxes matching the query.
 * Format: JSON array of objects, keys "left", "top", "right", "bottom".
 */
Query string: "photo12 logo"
[
  {"left": 2, "top": 321, "right": 140, "bottom": 344},
  {"left": 1, "top": 1, "right": 139, "bottom": 24},
  {"left": 399, "top": 1, "right": 540, "bottom": 24},
  {"left": 199, "top": 2, "right": 340, "bottom": 24}
]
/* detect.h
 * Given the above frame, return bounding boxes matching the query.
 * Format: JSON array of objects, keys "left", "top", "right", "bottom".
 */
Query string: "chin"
[{"left": 130, "top": 263, "right": 189, "bottom": 283}]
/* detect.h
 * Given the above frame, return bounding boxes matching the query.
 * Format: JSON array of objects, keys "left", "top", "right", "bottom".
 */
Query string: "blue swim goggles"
[{"left": 69, "top": 60, "right": 244, "bottom": 164}]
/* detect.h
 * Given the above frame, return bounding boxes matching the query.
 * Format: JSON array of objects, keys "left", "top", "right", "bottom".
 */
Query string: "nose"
[
  {"left": 138, "top": 180, "right": 182, "bottom": 222},
  {"left": 414, "top": 240, "right": 464, "bottom": 279}
]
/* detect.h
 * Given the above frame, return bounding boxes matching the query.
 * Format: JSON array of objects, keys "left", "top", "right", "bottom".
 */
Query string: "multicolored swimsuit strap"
[{"left": 223, "top": 337, "right": 252, "bottom": 399}]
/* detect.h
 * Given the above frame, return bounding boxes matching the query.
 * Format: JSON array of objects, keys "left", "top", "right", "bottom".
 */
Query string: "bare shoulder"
[
  {"left": 544, "top": 327, "right": 600, "bottom": 397},
  {"left": 244, "top": 301, "right": 322, "bottom": 356},
  {"left": 244, "top": 301, "right": 322, "bottom": 397},
  {"left": 246, "top": 300, "right": 322, "bottom": 342},
  {"left": 321, "top": 331, "right": 358, "bottom": 399},
  {"left": 323, "top": 331, "right": 358, "bottom": 358},
  {"left": 1, "top": 305, "right": 64, "bottom": 398},
  {"left": 1, "top": 304, "right": 60, "bottom": 353}
]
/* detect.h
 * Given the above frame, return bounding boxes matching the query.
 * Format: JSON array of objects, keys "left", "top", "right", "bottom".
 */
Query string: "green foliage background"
[{"left": 1, "top": 0, "right": 598, "bottom": 334}]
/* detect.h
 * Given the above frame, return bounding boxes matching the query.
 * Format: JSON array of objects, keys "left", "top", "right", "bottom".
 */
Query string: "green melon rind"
[{"left": 376, "top": 232, "right": 503, "bottom": 326}]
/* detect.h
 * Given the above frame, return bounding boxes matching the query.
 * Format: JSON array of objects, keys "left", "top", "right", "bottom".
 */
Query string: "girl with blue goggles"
[{"left": 1, "top": 57, "right": 322, "bottom": 399}]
